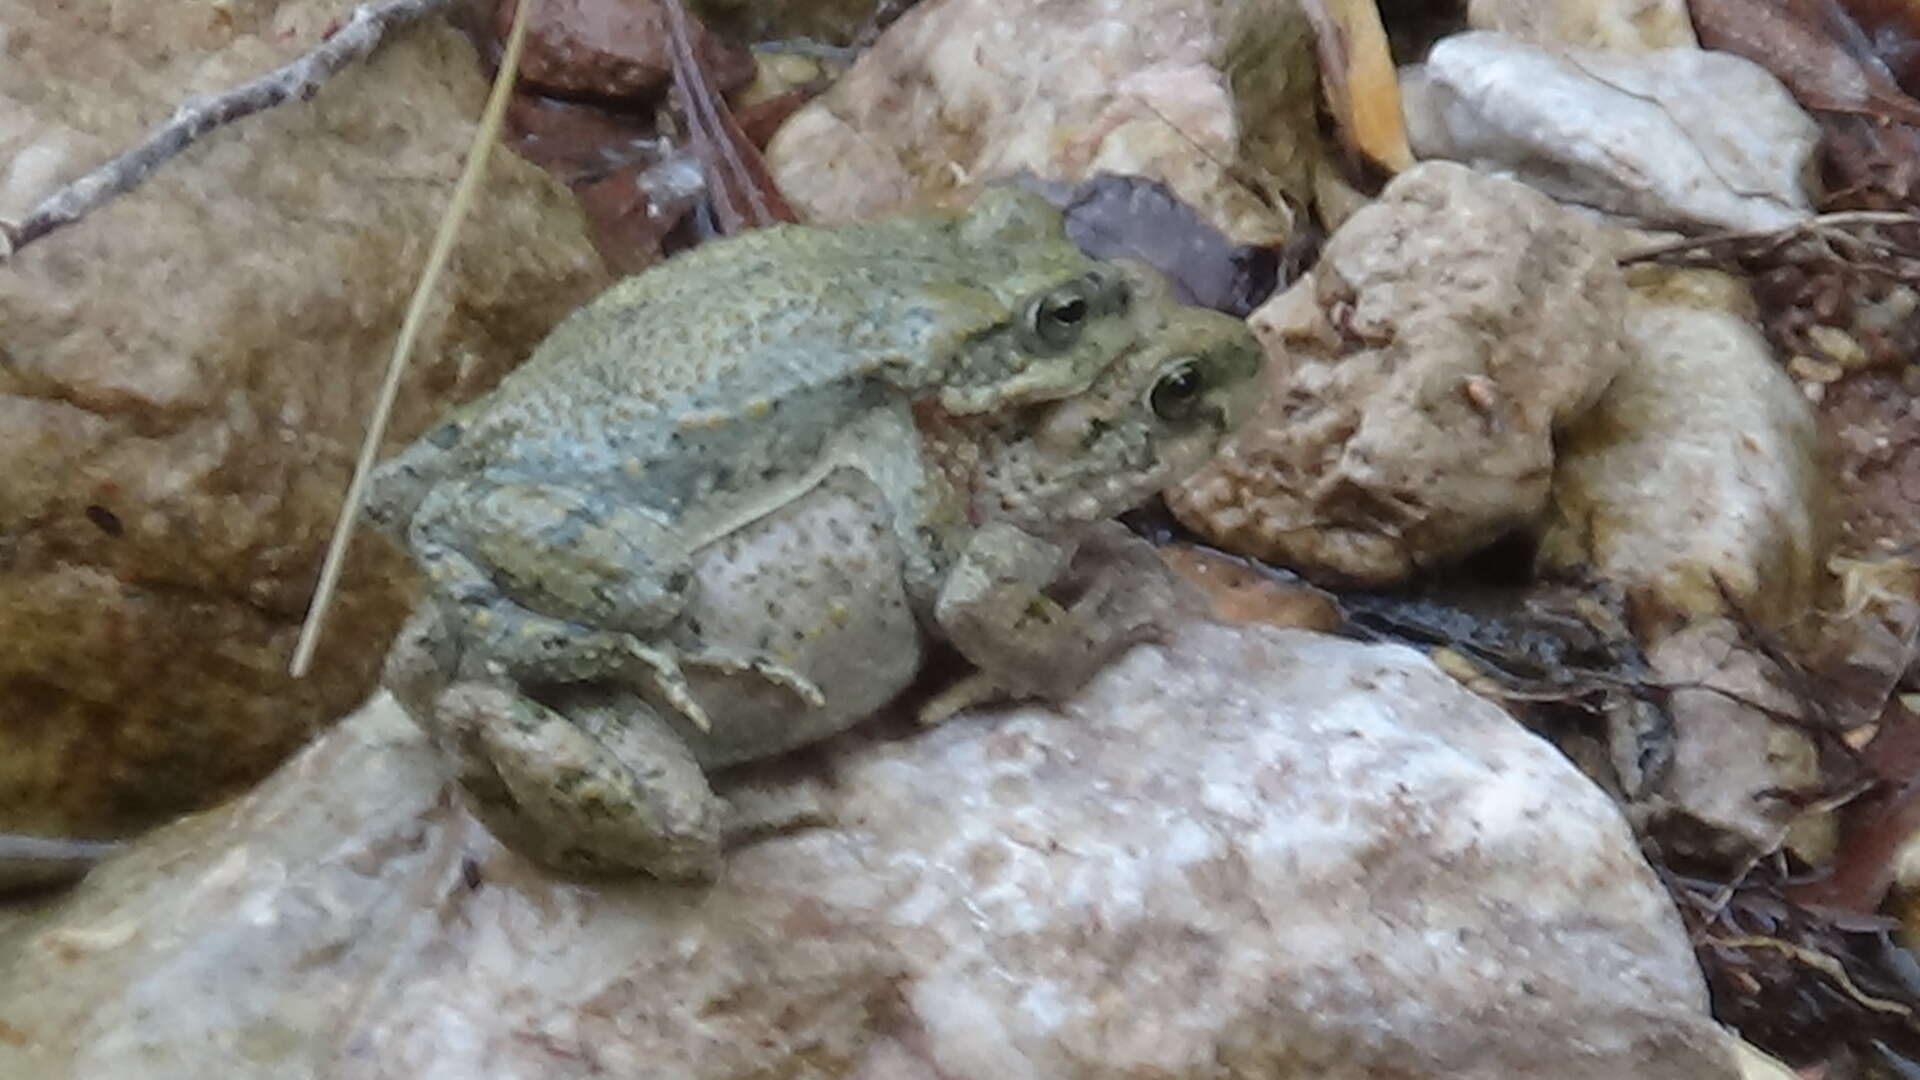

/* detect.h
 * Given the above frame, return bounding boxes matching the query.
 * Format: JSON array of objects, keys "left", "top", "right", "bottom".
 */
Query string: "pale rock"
[
  {"left": 0, "top": 0, "right": 608, "bottom": 856},
  {"left": 1402, "top": 32, "right": 1820, "bottom": 232},
  {"left": 1169, "top": 161, "right": 1627, "bottom": 586},
  {"left": 764, "top": 0, "right": 1320, "bottom": 247},
  {"left": 1891, "top": 805, "right": 1920, "bottom": 954},
  {"left": 1538, "top": 267, "right": 1826, "bottom": 635},
  {"left": 1859, "top": 285, "right": 1919, "bottom": 353},
  {"left": 1731, "top": 1037, "right": 1801, "bottom": 1080},
  {"left": 1468, "top": 0, "right": 1698, "bottom": 51},
  {"left": 0, "top": 624, "right": 1736, "bottom": 1079}
]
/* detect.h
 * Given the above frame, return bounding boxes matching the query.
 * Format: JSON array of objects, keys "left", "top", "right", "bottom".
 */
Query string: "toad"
[{"left": 368, "top": 188, "right": 1262, "bottom": 879}]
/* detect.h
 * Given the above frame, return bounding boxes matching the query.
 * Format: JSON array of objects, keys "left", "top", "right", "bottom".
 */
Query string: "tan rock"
[
  {"left": 764, "top": 0, "right": 1320, "bottom": 247},
  {"left": 1468, "top": 0, "right": 1698, "bottom": 50},
  {"left": 0, "top": 623, "right": 1738, "bottom": 1079},
  {"left": 1169, "top": 162, "right": 1628, "bottom": 586},
  {"left": 1537, "top": 269, "right": 1832, "bottom": 866},
  {"left": 0, "top": 0, "right": 608, "bottom": 853},
  {"left": 1538, "top": 268, "right": 1826, "bottom": 635},
  {"left": 1787, "top": 353, "right": 1844, "bottom": 384}
]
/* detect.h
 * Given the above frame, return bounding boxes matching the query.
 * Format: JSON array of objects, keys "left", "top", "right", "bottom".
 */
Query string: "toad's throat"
[{"left": 909, "top": 396, "right": 988, "bottom": 526}]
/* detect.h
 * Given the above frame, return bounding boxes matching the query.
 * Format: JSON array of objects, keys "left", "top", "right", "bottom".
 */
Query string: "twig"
[
  {"left": 0, "top": 0, "right": 456, "bottom": 260},
  {"left": 1617, "top": 210, "right": 1920, "bottom": 264},
  {"left": 290, "top": 0, "right": 538, "bottom": 678},
  {"left": 661, "top": 0, "right": 796, "bottom": 231},
  {"left": 1699, "top": 935, "right": 1914, "bottom": 1017}
]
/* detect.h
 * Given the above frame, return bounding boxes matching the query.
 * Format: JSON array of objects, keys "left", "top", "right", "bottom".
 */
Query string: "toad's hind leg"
[
  {"left": 411, "top": 477, "right": 693, "bottom": 637},
  {"left": 410, "top": 479, "right": 825, "bottom": 729},
  {"left": 433, "top": 683, "right": 726, "bottom": 880},
  {"left": 409, "top": 534, "right": 726, "bottom": 730}
]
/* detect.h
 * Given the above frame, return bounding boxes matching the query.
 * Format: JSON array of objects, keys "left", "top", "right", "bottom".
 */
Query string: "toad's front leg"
[
  {"left": 926, "top": 520, "right": 1196, "bottom": 722},
  {"left": 389, "top": 609, "right": 812, "bottom": 880},
  {"left": 384, "top": 605, "right": 727, "bottom": 878}
]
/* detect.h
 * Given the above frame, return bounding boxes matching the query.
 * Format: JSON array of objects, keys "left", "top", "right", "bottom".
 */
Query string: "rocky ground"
[{"left": 2, "top": 0, "right": 1918, "bottom": 1077}]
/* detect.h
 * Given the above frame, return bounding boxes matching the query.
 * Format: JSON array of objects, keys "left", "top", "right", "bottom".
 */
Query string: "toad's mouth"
[
  {"left": 931, "top": 339, "right": 1119, "bottom": 418},
  {"left": 909, "top": 327, "right": 1157, "bottom": 457},
  {"left": 909, "top": 392, "right": 1156, "bottom": 531}
]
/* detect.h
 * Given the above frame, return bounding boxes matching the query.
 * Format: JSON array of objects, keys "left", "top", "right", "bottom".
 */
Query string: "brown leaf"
[
  {"left": 1692, "top": 0, "right": 1920, "bottom": 125},
  {"left": 572, "top": 160, "right": 695, "bottom": 275},
  {"left": 1839, "top": 0, "right": 1920, "bottom": 95},
  {"left": 1157, "top": 545, "right": 1342, "bottom": 631},
  {"left": 500, "top": 93, "right": 659, "bottom": 185},
  {"left": 1301, "top": 0, "right": 1413, "bottom": 173}
]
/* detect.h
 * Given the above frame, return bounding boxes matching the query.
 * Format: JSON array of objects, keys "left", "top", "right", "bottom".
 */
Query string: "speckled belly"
[{"left": 667, "top": 467, "right": 925, "bottom": 767}]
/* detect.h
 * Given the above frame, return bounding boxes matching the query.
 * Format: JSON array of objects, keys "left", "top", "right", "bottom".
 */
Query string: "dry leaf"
[
  {"left": 1301, "top": 0, "right": 1413, "bottom": 173},
  {"left": 1693, "top": 0, "right": 1920, "bottom": 124}
]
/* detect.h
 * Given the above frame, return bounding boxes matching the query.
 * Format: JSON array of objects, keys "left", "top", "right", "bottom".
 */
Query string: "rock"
[
  {"left": 1806, "top": 324, "right": 1872, "bottom": 371},
  {"left": 0, "top": 623, "right": 1738, "bottom": 1079},
  {"left": 1537, "top": 267, "right": 1826, "bottom": 636},
  {"left": 1788, "top": 353, "right": 1845, "bottom": 386},
  {"left": 1467, "top": 0, "right": 1698, "bottom": 50},
  {"left": 764, "top": 0, "right": 1320, "bottom": 247},
  {"left": 0, "top": 0, "right": 609, "bottom": 860},
  {"left": 1640, "top": 619, "right": 1829, "bottom": 864},
  {"left": 1402, "top": 32, "right": 1820, "bottom": 232},
  {"left": 1731, "top": 1038, "right": 1801, "bottom": 1080},
  {"left": 1535, "top": 269, "right": 1830, "bottom": 866},
  {"left": 1169, "top": 162, "right": 1628, "bottom": 586},
  {"left": 1890, "top": 787, "right": 1920, "bottom": 951},
  {"left": 497, "top": 0, "right": 755, "bottom": 105}
]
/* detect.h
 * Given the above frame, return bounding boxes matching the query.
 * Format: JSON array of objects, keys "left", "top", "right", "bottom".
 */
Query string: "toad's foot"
[
  {"left": 931, "top": 521, "right": 1202, "bottom": 716},
  {"left": 916, "top": 671, "right": 1007, "bottom": 727},
  {"left": 719, "top": 778, "right": 832, "bottom": 847}
]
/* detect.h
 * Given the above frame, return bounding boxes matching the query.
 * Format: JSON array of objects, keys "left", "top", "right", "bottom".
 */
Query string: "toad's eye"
[
  {"left": 1021, "top": 271, "right": 1129, "bottom": 352},
  {"left": 1149, "top": 359, "right": 1207, "bottom": 421},
  {"left": 1026, "top": 285, "right": 1090, "bottom": 349}
]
